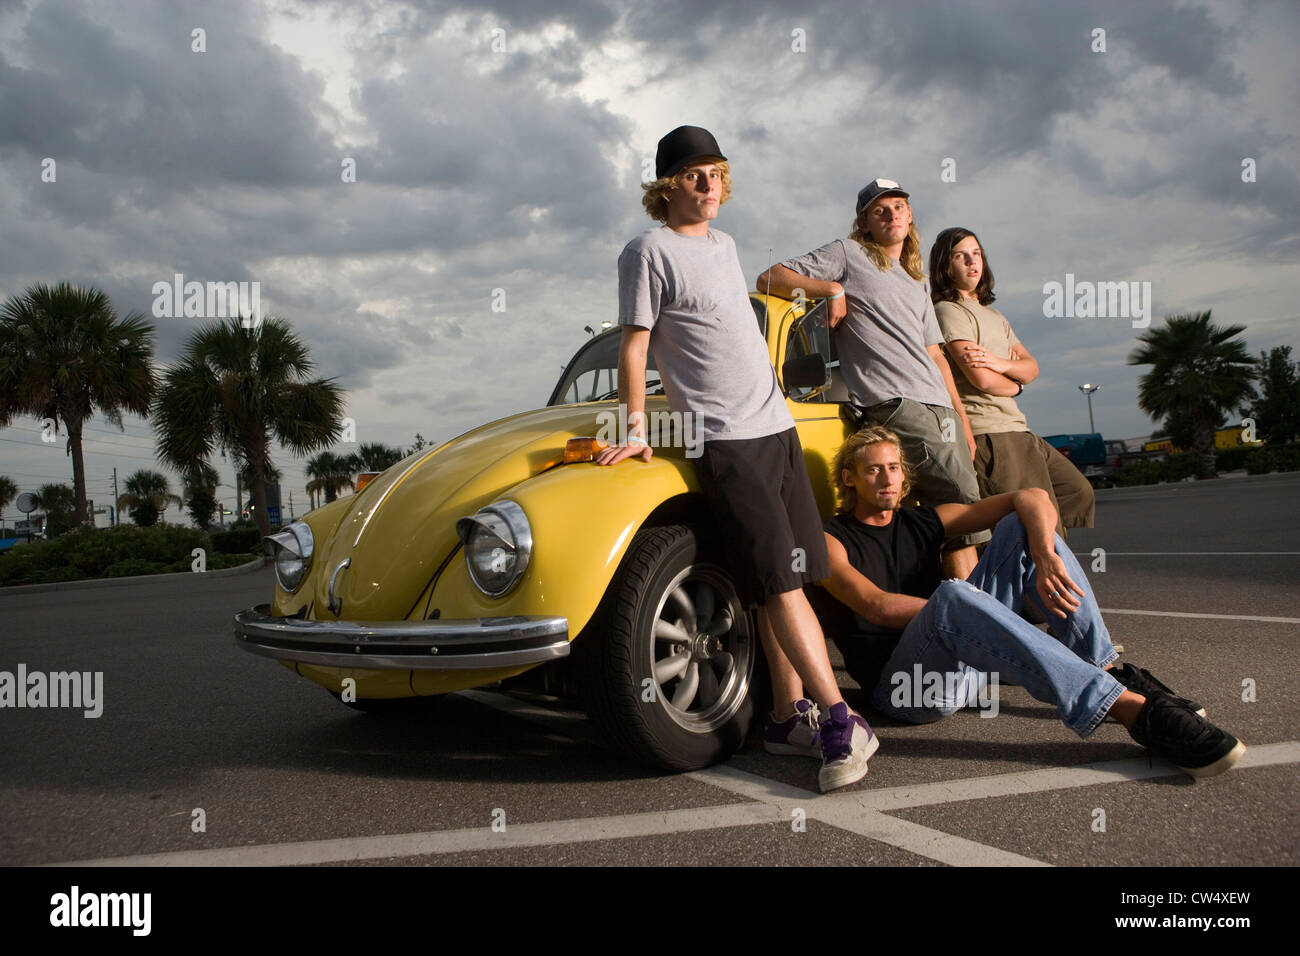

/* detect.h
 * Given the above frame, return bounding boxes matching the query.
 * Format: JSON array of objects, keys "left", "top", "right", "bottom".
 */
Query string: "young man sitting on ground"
[{"left": 801, "top": 425, "right": 1244, "bottom": 778}]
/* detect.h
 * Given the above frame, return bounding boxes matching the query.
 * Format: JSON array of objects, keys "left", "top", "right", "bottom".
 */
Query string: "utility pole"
[
  {"left": 289, "top": 492, "right": 295, "bottom": 521},
  {"left": 112, "top": 467, "right": 119, "bottom": 526}
]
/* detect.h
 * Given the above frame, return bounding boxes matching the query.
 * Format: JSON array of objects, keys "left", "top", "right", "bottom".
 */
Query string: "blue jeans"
[{"left": 869, "top": 513, "right": 1123, "bottom": 737}]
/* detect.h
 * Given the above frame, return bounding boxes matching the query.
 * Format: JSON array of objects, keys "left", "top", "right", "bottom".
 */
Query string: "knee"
[
  {"left": 990, "top": 511, "right": 1027, "bottom": 545},
  {"left": 932, "top": 577, "right": 985, "bottom": 612}
]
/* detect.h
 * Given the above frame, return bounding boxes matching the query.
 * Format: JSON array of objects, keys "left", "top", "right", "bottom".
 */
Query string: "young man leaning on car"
[
  {"left": 596, "top": 125, "right": 878, "bottom": 792},
  {"left": 755, "top": 179, "right": 987, "bottom": 581}
]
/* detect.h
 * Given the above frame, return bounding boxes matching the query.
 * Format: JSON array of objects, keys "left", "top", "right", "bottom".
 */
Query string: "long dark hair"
[{"left": 929, "top": 227, "right": 996, "bottom": 306}]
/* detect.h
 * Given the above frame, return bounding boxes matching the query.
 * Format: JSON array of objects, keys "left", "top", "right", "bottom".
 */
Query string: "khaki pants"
[{"left": 973, "top": 431, "right": 1095, "bottom": 535}]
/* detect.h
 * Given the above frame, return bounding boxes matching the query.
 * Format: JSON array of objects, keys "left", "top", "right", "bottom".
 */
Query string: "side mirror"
[{"left": 782, "top": 353, "right": 830, "bottom": 392}]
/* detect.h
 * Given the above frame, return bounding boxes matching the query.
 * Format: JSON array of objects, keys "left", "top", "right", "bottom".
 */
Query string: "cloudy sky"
[{"left": 1, "top": 0, "right": 1297, "bottom": 522}]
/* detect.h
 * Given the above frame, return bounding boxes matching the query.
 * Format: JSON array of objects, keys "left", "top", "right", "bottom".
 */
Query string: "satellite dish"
[{"left": 15, "top": 492, "right": 37, "bottom": 514}]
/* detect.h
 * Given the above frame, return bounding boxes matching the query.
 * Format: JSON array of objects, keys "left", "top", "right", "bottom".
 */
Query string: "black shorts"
[{"left": 691, "top": 427, "right": 831, "bottom": 609}]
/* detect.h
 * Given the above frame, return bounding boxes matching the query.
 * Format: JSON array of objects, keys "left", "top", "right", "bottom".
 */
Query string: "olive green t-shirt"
[{"left": 934, "top": 299, "right": 1028, "bottom": 435}]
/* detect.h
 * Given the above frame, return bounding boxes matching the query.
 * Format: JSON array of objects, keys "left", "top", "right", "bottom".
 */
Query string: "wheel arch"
[
  {"left": 437, "top": 457, "right": 711, "bottom": 640},
  {"left": 571, "top": 521, "right": 757, "bottom": 770}
]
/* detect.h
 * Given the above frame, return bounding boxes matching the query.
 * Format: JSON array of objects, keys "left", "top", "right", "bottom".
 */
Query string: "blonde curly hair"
[
  {"left": 833, "top": 425, "right": 914, "bottom": 513},
  {"left": 642, "top": 160, "right": 733, "bottom": 223}
]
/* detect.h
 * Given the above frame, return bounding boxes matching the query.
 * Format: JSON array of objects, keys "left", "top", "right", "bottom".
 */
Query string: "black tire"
[
  {"left": 576, "top": 524, "right": 756, "bottom": 772},
  {"left": 328, "top": 690, "right": 445, "bottom": 715}
]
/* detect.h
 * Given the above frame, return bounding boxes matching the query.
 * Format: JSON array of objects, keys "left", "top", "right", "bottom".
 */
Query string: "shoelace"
[
  {"left": 820, "top": 712, "right": 858, "bottom": 759},
  {"left": 800, "top": 702, "right": 821, "bottom": 728}
]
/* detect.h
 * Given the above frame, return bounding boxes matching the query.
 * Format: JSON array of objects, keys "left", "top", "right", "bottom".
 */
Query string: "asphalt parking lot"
[{"left": 1, "top": 472, "right": 1296, "bottom": 871}]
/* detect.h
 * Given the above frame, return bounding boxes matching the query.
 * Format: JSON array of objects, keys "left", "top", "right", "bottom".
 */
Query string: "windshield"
[
  {"left": 548, "top": 329, "right": 661, "bottom": 406},
  {"left": 783, "top": 298, "right": 836, "bottom": 402}
]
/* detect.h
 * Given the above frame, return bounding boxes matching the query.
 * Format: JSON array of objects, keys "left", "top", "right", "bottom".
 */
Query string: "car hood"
[{"left": 312, "top": 402, "right": 629, "bottom": 620}]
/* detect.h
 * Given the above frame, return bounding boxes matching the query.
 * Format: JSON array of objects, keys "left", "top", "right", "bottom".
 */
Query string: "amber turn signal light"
[
  {"left": 564, "top": 437, "right": 610, "bottom": 463},
  {"left": 355, "top": 472, "right": 381, "bottom": 492}
]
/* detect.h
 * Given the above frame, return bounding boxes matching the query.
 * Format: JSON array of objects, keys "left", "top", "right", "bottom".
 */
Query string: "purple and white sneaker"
[
  {"left": 763, "top": 698, "right": 822, "bottom": 758},
  {"left": 818, "top": 702, "right": 879, "bottom": 792}
]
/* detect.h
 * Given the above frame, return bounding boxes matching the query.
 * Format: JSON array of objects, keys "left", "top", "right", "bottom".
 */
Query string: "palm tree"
[
  {"left": 0, "top": 475, "right": 17, "bottom": 535},
  {"left": 349, "top": 442, "right": 404, "bottom": 473},
  {"left": 305, "top": 450, "right": 355, "bottom": 504},
  {"left": 1128, "top": 311, "right": 1256, "bottom": 479},
  {"left": 235, "top": 458, "right": 282, "bottom": 521},
  {"left": 117, "top": 469, "right": 183, "bottom": 527},
  {"left": 0, "top": 283, "right": 156, "bottom": 525},
  {"left": 33, "top": 483, "right": 76, "bottom": 537},
  {"left": 305, "top": 478, "right": 324, "bottom": 511},
  {"left": 153, "top": 317, "right": 345, "bottom": 537},
  {"left": 182, "top": 461, "right": 220, "bottom": 531}
]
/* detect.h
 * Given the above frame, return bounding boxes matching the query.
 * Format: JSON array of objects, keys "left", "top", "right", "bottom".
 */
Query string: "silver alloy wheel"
[{"left": 647, "top": 563, "right": 752, "bottom": 733}]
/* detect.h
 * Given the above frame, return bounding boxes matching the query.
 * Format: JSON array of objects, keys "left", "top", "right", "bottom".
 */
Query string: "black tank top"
[{"left": 817, "top": 506, "right": 946, "bottom": 639}]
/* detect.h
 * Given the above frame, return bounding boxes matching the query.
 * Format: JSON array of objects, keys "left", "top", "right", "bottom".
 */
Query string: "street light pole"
[{"left": 1079, "top": 384, "right": 1101, "bottom": 434}]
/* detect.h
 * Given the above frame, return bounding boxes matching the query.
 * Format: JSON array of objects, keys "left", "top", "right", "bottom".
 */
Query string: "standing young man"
[
  {"left": 814, "top": 426, "right": 1244, "bottom": 778},
  {"left": 597, "top": 126, "right": 877, "bottom": 791},
  {"left": 929, "top": 226, "right": 1094, "bottom": 534},
  {"left": 756, "top": 179, "right": 986, "bottom": 579}
]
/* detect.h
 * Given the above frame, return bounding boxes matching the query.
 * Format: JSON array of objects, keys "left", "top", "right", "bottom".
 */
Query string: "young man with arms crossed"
[
  {"left": 756, "top": 179, "right": 987, "bottom": 580},
  {"left": 597, "top": 126, "right": 876, "bottom": 791},
  {"left": 929, "top": 226, "right": 1094, "bottom": 535},
  {"left": 813, "top": 426, "right": 1244, "bottom": 777}
]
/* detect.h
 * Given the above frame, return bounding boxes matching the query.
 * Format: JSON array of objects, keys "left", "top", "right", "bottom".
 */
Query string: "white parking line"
[
  {"left": 50, "top": 670, "right": 1294, "bottom": 871},
  {"left": 699, "top": 742, "right": 1300, "bottom": 817},
  {"left": 814, "top": 806, "right": 1050, "bottom": 867},
  {"left": 1101, "top": 608, "right": 1300, "bottom": 624},
  {"left": 687, "top": 765, "right": 1049, "bottom": 866},
  {"left": 52, "top": 746, "right": 1295, "bottom": 868},
  {"left": 49, "top": 803, "right": 778, "bottom": 868}
]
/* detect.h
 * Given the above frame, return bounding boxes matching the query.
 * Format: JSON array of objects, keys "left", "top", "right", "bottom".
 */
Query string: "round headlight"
[
  {"left": 268, "top": 521, "right": 314, "bottom": 593},
  {"left": 456, "top": 501, "right": 532, "bottom": 597}
]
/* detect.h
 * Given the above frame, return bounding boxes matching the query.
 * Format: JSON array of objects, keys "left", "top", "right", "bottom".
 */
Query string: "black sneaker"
[
  {"left": 1110, "top": 662, "right": 1205, "bottom": 716},
  {"left": 1128, "top": 694, "right": 1245, "bottom": 778}
]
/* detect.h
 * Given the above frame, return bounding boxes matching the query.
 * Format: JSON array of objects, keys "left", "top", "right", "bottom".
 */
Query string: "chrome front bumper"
[{"left": 233, "top": 605, "right": 570, "bottom": 670}]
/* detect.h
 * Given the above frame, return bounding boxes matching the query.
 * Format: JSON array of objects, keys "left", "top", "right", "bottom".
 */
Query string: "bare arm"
[
  {"left": 945, "top": 339, "right": 1022, "bottom": 396},
  {"left": 953, "top": 340, "right": 1040, "bottom": 386},
  {"left": 754, "top": 264, "right": 847, "bottom": 328},
  {"left": 935, "top": 488, "right": 1083, "bottom": 618},
  {"left": 820, "top": 532, "right": 928, "bottom": 629},
  {"left": 928, "top": 343, "right": 977, "bottom": 459},
  {"left": 595, "top": 326, "right": 653, "bottom": 466}
]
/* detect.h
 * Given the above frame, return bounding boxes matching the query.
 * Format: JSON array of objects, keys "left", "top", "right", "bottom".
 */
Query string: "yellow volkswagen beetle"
[{"left": 234, "top": 294, "right": 849, "bottom": 771}]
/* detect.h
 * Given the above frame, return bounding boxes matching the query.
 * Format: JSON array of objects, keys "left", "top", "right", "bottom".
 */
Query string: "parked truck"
[{"left": 1042, "top": 433, "right": 1116, "bottom": 487}]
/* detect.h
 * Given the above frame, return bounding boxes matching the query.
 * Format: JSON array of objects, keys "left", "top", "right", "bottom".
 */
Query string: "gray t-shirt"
[
  {"left": 618, "top": 226, "right": 793, "bottom": 442},
  {"left": 780, "top": 239, "right": 951, "bottom": 409}
]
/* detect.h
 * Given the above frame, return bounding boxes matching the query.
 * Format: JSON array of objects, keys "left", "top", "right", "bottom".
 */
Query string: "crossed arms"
[{"left": 945, "top": 339, "right": 1040, "bottom": 398}]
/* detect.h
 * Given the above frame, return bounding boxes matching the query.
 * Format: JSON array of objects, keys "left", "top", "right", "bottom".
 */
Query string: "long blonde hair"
[
  {"left": 849, "top": 203, "right": 924, "bottom": 280},
  {"left": 833, "top": 426, "right": 914, "bottom": 513}
]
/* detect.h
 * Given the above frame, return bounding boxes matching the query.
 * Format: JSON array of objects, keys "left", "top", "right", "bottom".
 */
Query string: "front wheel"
[{"left": 576, "top": 524, "right": 755, "bottom": 771}]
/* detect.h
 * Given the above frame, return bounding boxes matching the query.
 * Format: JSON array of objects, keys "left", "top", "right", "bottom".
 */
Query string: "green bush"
[
  {"left": 1117, "top": 460, "right": 1163, "bottom": 486},
  {"left": 211, "top": 526, "right": 262, "bottom": 554},
  {"left": 0, "top": 524, "right": 256, "bottom": 587},
  {"left": 1159, "top": 452, "right": 1199, "bottom": 482},
  {"left": 1246, "top": 442, "right": 1300, "bottom": 475},
  {"left": 1215, "top": 447, "right": 1250, "bottom": 472},
  {"left": 103, "top": 557, "right": 168, "bottom": 577}
]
